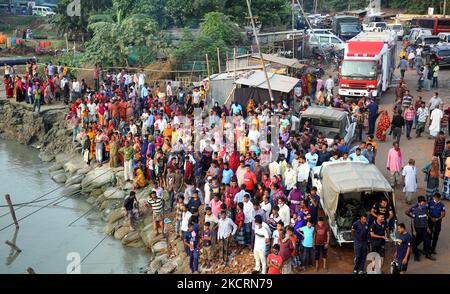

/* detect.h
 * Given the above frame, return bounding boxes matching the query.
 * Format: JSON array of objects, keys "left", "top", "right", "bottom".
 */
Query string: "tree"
[
  {"left": 200, "top": 12, "right": 242, "bottom": 46},
  {"left": 166, "top": 0, "right": 195, "bottom": 27}
]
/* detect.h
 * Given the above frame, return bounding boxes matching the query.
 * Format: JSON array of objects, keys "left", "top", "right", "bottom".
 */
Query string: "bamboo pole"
[
  {"left": 5, "top": 194, "right": 19, "bottom": 229},
  {"left": 206, "top": 54, "right": 212, "bottom": 105},
  {"left": 5, "top": 240, "right": 21, "bottom": 253},
  {"left": 216, "top": 48, "right": 222, "bottom": 73},
  {"left": 233, "top": 47, "right": 237, "bottom": 81}
]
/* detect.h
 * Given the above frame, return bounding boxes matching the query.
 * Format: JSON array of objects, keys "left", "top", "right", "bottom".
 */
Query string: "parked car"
[
  {"left": 437, "top": 32, "right": 450, "bottom": 43},
  {"left": 305, "top": 33, "right": 345, "bottom": 56},
  {"left": 388, "top": 23, "right": 404, "bottom": 39},
  {"left": 415, "top": 35, "right": 441, "bottom": 56},
  {"left": 310, "top": 161, "right": 396, "bottom": 245},
  {"left": 364, "top": 22, "right": 388, "bottom": 32},
  {"left": 406, "top": 28, "right": 432, "bottom": 44},
  {"left": 32, "top": 6, "right": 55, "bottom": 17},
  {"left": 306, "top": 29, "right": 333, "bottom": 36},
  {"left": 428, "top": 45, "right": 450, "bottom": 66},
  {"left": 300, "top": 107, "right": 356, "bottom": 146}
]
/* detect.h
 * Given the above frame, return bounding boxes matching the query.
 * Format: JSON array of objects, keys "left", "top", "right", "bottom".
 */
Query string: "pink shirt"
[
  {"left": 209, "top": 199, "right": 223, "bottom": 217},
  {"left": 386, "top": 148, "right": 403, "bottom": 172}
]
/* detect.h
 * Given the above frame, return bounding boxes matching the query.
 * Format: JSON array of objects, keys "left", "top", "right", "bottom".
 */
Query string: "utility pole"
[
  {"left": 246, "top": 0, "right": 274, "bottom": 102},
  {"left": 292, "top": 0, "right": 296, "bottom": 58}
]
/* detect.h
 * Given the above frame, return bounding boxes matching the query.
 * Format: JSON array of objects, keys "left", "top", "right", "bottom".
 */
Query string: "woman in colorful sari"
[
  {"left": 246, "top": 98, "right": 255, "bottom": 114},
  {"left": 376, "top": 110, "right": 391, "bottom": 141},
  {"left": 133, "top": 163, "right": 147, "bottom": 190},
  {"left": 423, "top": 157, "right": 440, "bottom": 200}
]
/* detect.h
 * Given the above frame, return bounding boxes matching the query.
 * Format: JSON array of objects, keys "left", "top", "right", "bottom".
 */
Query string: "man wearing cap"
[
  {"left": 405, "top": 196, "right": 436, "bottom": 261},
  {"left": 428, "top": 193, "right": 446, "bottom": 255}
]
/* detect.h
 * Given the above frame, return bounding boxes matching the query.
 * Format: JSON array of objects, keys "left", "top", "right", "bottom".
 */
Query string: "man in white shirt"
[
  {"left": 180, "top": 205, "right": 192, "bottom": 242},
  {"left": 402, "top": 159, "right": 417, "bottom": 205},
  {"left": 260, "top": 195, "right": 272, "bottom": 220},
  {"left": 325, "top": 75, "right": 334, "bottom": 94},
  {"left": 243, "top": 194, "right": 254, "bottom": 248},
  {"left": 284, "top": 163, "right": 297, "bottom": 193},
  {"left": 217, "top": 211, "right": 237, "bottom": 263},
  {"left": 72, "top": 78, "right": 81, "bottom": 99},
  {"left": 248, "top": 125, "right": 261, "bottom": 145},
  {"left": 297, "top": 156, "right": 311, "bottom": 195},
  {"left": 269, "top": 160, "right": 281, "bottom": 179},
  {"left": 154, "top": 116, "right": 167, "bottom": 134},
  {"left": 253, "top": 215, "right": 270, "bottom": 274},
  {"left": 291, "top": 151, "right": 301, "bottom": 172},
  {"left": 236, "top": 161, "right": 246, "bottom": 187},
  {"left": 278, "top": 197, "right": 290, "bottom": 228},
  {"left": 166, "top": 81, "right": 173, "bottom": 98}
]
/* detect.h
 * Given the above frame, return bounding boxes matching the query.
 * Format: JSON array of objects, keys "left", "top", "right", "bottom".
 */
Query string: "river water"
[{"left": 0, "top": 139, "right": 149, "bottom": 274}]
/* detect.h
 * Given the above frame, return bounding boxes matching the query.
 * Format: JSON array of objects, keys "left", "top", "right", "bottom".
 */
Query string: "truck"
[
  {"left": 310, "top": 161, "right": 397, "bottom": 245},
  {"left": 332, "top": 16, "right": 361, "bottom": 41},
  {"left": 338, "top": 31, "right": 397, "bottom": 99}
]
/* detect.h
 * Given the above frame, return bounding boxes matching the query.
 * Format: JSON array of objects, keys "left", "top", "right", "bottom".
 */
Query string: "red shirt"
[
  {"left": 243, "top": 171, "right": 256, "bottom": 190},
  {"left": 267, "top": 253, "right": 283, "bottom": 274}
]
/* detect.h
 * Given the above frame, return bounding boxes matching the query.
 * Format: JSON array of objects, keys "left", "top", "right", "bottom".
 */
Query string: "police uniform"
[
  {"left": 395, "top": 232, "right": 412, "bottom": 272},
  {"left": 369, "top": 202, "right": 394, "bottom": 230},
  {"left": 407, "top": 204, "right": 431, "bottom": 258},
  {"left": 369, "top": 220, "right": 387, "bottom": 257},
  {"left": 352, "top": 220, "right": 369, "bottom": 273},
  {"left": 428, "top": 199, "right": 446, "bottom": 252}
]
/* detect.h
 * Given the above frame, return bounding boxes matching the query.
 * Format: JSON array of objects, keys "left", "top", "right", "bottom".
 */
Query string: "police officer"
[
  {"left": 369, "top": 214, "right": 388, "bottom": 268},
  {"left": 428, "top": 193, "right": 446, "bottom": 255},
  {"left": 370, "top": 198, "right": 395, "bottom": 231},
  {"left": 352, "top": 214, "right": 369, "bottom": 274},
  {"left": 405, "top": 196, "right": 436, "bottom": 261}
]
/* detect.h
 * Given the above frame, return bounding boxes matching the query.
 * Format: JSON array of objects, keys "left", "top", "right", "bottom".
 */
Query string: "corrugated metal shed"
[{"left": 234, "top": 71, "right": 300, "bottom": 93}]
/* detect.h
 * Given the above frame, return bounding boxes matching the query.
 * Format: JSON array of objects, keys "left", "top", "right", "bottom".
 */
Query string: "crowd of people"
[{"left": 2, "top": 46, "right": 447, "bottom": 274}]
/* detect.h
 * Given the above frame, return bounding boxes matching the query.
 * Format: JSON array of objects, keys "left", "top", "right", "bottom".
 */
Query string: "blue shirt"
[
  {"left": 141, "top": 87, "right": 149, "bottom": 98},
  {"left": 234, "top": 190, "right": 250, "bottom": 204},
  {"left": 337, "top": 144, "right": 348, "bottom": 154},
  {"left": 299, "top": 226, "right": 315, "bottom": 248},
  {"left": 222, "top": 169, "right": 234, "bottom": 185},
  {"left": 428, "top": 200, "right": 445, "bottom": 218},
  {"left": 399, "top": 59, "right": 408, "bottom": 70},
  {"left": 231, "top": 104, "right": 242, "bottom": 115},
  {"left": 305, "top": 152, "right": 318, "bottom": 168},
  {"left": 352, "top": 220, "right": 369, "bottom": 243},
  {"left": 368, "top": 102, "right": 379, "bottom": 118},
  {"left": 396, "top": 232, "right": 412, "bottom": 261}
]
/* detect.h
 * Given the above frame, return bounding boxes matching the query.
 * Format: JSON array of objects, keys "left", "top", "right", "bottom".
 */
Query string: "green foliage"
[{"left": 200, "top": 12, "right": 242, "bottom": 46}]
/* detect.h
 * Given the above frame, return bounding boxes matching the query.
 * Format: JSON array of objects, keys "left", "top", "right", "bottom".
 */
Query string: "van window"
[
  {"left": 437, "top": 50, "right": 450, "bottom": 56},
  {"left": 319, "top": 36, "right": 330, "bottom": 43},
  {"left": 420, "top": 19, "right": 435, "bottom": 29},
  {"left": 330, "top": 37, "right": 341, "bottom": 44},
  {"left": 438, "top": 19, "right": 450, "bottom": 26}
]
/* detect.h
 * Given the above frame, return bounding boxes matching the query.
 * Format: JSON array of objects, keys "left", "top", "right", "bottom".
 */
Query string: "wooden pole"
[
  {"left": 216, "top": 48, "right": 222, "bottom": 73},
  {"left": 246, "top": 0, "right": 274, "bottom": 101},
  {"left": 233, "top": 47, "right": 237, "bottom": 81},
  {"left": 5, "top": 194, "right": 19, "bottom": 229},
  {"left": 206, "top": 54, "right": 212, "bottom": 104},
  {"left": 5, "top": 240, "right": 22, "bottom": 252}
]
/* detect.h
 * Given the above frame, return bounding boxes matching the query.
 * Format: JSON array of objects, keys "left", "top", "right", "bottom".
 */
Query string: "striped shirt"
[
  {"left": 147, "top": 198, "right": 163, "bottom": 213},
  {"left": 404, "top": 108, "right": 416, "bottom": 121}
]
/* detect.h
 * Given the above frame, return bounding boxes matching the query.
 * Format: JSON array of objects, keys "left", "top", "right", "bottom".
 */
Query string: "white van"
[{"left": 32, "top": 6, "right": 55, "bottom": 17}]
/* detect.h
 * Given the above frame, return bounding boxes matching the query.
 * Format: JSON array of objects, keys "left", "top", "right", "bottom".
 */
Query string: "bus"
[{"left": 411, "top": 17, "right": 450, "bottom": 35}]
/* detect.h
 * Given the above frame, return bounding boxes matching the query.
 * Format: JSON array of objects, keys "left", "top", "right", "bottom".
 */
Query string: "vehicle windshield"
[
  {"left": 424, "top": 38, "right": 440, "bottom": 45},
  {"left": 341, "top": 60, "right": 377, "bottom": 79},
  {"left": 437, "top": 50, "right": 450, "bottom": 56},
  {"left": 341, "top": 23, "right": 360, "bottom": 33},
  {"left": 301, "top": 117, "right": 341, "bottom": 137},
  {"left": 392, "top": 25, "right": 402, "bottom": 30}
]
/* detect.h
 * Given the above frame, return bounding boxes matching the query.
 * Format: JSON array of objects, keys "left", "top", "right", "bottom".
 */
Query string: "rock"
[
  {"left": 40, "top": 153, "right": 55, "bottom": 162},
  {"left": 158, "top": 261, "right": 177, "bottom": 274},
  {"left": 81, "top": 166, "right": 115, "bottom": 192},
  {"left": 62, "top": 184, "right": 81, "bottom": 196},
  {"left": 64, "top": 161, "right": 84, "bottom": 175},
  {"left": 108, "top": 208, "right": 125, "bottom": 224},
  {"left": 104, "top": 187, "right": 126, "bottom": 200},
  {"left": 52, "top": 173, "right": 67, "bottom": 183},
  {"left": 76, "top": 167, "right": 91, "bottom": 175},
  {"left": 104, "top": 221, "right": 122, "bottom": 235},
  {"left": 125, "top": 239, "right": 145, "bottom": 248},
  {"left": 151, "top": 240, "right": 168, "bottom": 255},
  {"left": 140, "top": 224, "right": 154, "bottom": 248},
  {"left": 123, "top": 182, "right": 134, "bottom": 191},
  {"left": 114, "top": 226, "right": 131, "bottom": 240},
  {"left": 148, "top": 254, "right": 169, "bottom": 274},
  {"left": 55, "top": 153, "right": 72, "bottom": 164},
  {"left": 113, "top": 167, "right": 124, "bottom": 173},
  {"left": 174, "top": 240, "right": 185, "bottom": 256},
  {"left": 50, "top": 169, "right": 65, "bottom": 178},
  {"left": 48, "top": 164, "right": 63, "bottom": 172},
  {"left": 100, "top": 199, "right": 121, "bottom": 211},
  {"left": 86, "top": 196, "right": 96, "bottom": 205},
  {"left": 65, "top": 174, "right": 84, "bottom": 186},
  {"left": 122, "top": 230, "right": 142, "bottom": 245},
  {"left": 90, "top": 188, "right": 104, "bottom": 198}
]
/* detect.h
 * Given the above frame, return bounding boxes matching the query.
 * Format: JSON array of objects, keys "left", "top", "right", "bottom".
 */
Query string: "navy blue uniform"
[
  {"left": 369, "top": 202, "right": 394, "bottom": 230},
  {"left": 407, "top": 204, "right": 430, "bottom": 257},
  {"left": 396, "top": 232, "right": 412, "bottom": 272},
  {"left": 428, "top": 200, "right": 446, "bottom": 252},
  {"left": 352, "top": 220, "right": 369, "bottom": 272},
  {"left": 370, "top": 221, "right": 387, "bottom": 257}
]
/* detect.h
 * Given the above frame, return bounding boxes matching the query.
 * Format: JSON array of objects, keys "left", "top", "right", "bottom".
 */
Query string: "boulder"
[
  {"left": 174, "top": 240, "right": 185, "bottom": 256},
  {"left": 48, "top": 164, "right": 63, "bottom": 173},
  {"left": 64, "top": 161, "right": 84, "bottom": 175},
  {"left": 108, "top": 208, "right": 125, "bottom": 224},
  {"left": 158, "top": 261, "right": 177, "bottom": 274},
  {"left": 125, "top": 239, "right": 145, "bottom": 248},
  {"left": 122, "top": 230, "right": 142, "bottom": 245},
  {"left": 62, "top": 184, "right": 81, "bottom": 196},
  {"left": 104, "top": 187, "right": 126, "bottom": 200},
  {"left": 50, "top": 169, "right": 65, "bottom": 178},
  {"left": 100, "top": 199, "right": 121, "bottom": 211},
  {"left": 104, "top": 221, "right": 121, "bottom": 235},
  {"left": 151, "top": 240, "right": 168, "bottom": 255},
  {"left": 90, "top": 188, "right": 104, "bottom": 198},
  {"left": 140, "top": 224, "right": 155, "bottom": 248},
  {"left": 81, "top": 166, "right": 115, "bottom": 192},
  {"left": 65, "top": 174, "right": 84, "bottom": 186},
  {"left": 52, "top": 173, "right": 67, "bottom": 183},
  {"left": 123, "top": 182, "right": 134, "bottom": 191},
  {"left": 148, "top": 254, "right": 169, "bottom": 274},
  {"left": 86, "top": 196, "right": 96, "bottom": 205},
  {"left": 114, "top": 225, "right": 131, "bottom": 240},
  {"left": 76, "top": 167, "right": 91, "bottom": 175},
  {"left": 55, "top": 153, "right": 73, "bottom": 164},
  {"left": 40, "top": 153, "right": 55, "bottom": 162},
  {"left": 113, "top": 167, "right": 124, "bottom": 173}
]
